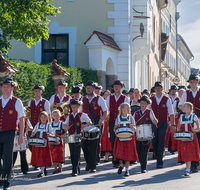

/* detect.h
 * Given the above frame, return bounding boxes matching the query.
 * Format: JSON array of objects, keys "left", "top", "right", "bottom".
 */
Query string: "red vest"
[
  {"left": 134, "top": 109, "right": 151, "bottom": 126},
  {"left": 109, "top": 94, "right": 125, "bottom": 122},
  {"left": 68, "top": 112, "right": 82, "bottom": 134},
  {"left": 30, "top": 98, "right": 46, "bottom": 124},
  {"left": 82, "top": 96, "right": 102, "bottom": 122},
  {"left": 186, "top": 90, "right": 200, "bottom": 117},
  {"left": 150, "top": 95, "right": 168, "bottom": 123},
  {"left": 0, "top": 96, "right": 18, "bottom": 131},
  {"left": 54, "top": 94, "right": 70, "bottom": 103}
]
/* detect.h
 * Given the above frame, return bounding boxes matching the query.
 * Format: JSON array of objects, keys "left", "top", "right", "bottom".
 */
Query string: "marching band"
[{"left": 0, "top": 74, "right": 200, "bottom": 189}]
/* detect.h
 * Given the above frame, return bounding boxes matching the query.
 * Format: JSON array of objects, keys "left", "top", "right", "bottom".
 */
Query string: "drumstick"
[
  {"left": 150, "top": 110, "right": 158, "bottom": 128},
  {"left": 135, "top": 113, "right": 146, "bottom": 124},
  {"left": 186, "top": 116, "right": 194, "bottom": 131}
]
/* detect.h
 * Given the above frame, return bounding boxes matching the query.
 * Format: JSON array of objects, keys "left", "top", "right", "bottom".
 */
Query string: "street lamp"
[
  {"left": 172, "top": 76, "right": 180, "bottom": 86},
  {"left": 132, "top": 23, "right": 144, "bottom": 41},
  {"left": 132, "top": 7, "right": 150, "bottom": 19}
]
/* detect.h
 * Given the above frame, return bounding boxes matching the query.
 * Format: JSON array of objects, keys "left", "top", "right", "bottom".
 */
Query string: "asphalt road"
[{"left": 8, "top": 150, "right": 200, "bottom": 190}]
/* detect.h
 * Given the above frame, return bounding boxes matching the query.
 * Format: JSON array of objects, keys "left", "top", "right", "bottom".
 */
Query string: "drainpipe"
[{"left": 130, "top": 0, "right": 133, "bottom": 88}]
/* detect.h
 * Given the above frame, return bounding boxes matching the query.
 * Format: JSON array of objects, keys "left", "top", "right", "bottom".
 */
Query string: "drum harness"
[{"left": 139, "top": 110, "right": 154, "bottom": 146}]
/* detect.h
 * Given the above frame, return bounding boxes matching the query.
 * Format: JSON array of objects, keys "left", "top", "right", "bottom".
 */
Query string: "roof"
[
  {"left": 0, "top": 52, "right": 17, "bottom": 73},
  {"left": 84, "top": 31, "right": 122, "bottom": 51},
  {"left": 49, "top": 59, "right": 70, "bottom": 77}
]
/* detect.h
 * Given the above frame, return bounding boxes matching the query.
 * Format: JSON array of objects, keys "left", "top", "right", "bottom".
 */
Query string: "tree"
[{"left": 0, "top": 0, "right": 60, "bottom": 53}]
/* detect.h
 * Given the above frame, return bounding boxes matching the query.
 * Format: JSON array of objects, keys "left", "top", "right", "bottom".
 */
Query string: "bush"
[{"left": 8, "top": 59, "right": 98, "bottom": 105}]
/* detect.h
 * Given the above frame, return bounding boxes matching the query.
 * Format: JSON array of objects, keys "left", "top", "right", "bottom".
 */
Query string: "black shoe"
[
  {"left": 141, "top": 170, "right": 147, "bottom": 173},
  {"left": 3, "top": 185, "right": 10, "bottom": 190},
  {"left": 118, "top": 166, "right": 123, "bottom": 174},
  {"left": 152, "top": 154, "right": 156, "bottom": 159},
  {"left": 37, "top": 173, "right": 43, "bottom": 178},
  {"left": 156, "top": 165, "right": 163, "bottom": 169},
  {"left": 34, "top": 166, "right": 39, "bottom": 170},
  {"left": 0, "top": 182, "right": 3, "bottom": 187},
  {"left": 52, "top": 170, "right": 58, "bottom": 174},
  {"left": 124, "top": 171, "right": 129, "bottom": 177},
  {"left": 96, "top": 162, "right": 99, "bottom": 165},
  {"left": 192, "top": 166, "right": 198, "bottom": 173},
  {"left": 71, "top": 173, "right": 77, "bottom": 177},
  {"left": 77, "top": 167, "right": 80, "bottom": 175},
  {"left": 58, "top": 168, "right": 62, "bottom": 173},
  {"left": 170, "top": 151, "right": 175, "bottom": 155},
  {"left": 132, "top": 161, "right": 137, "bottom": 164},
  {"left": 44, "top": 168, "right": 47, "bottom": 176},
  {"left": 85, "top": 165, "right": 90, "bottom": 171},
  {"left": 113, "top": 164, "right": 119, "bottom": 168},
  {"left": 23, "top": 171, "right": 28, "bottom": 174},
  {"left": 90, "top": 169, "right": 96, "bottom": 173}
]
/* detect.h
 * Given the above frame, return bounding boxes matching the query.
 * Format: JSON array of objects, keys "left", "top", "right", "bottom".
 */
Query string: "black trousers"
[
  {"left": 136, "top": 140, "right": 150, "bottom": 170},
  {"left": 13, "top": 151, "right": 28, "bottom": 173},
  {"left": 96, "top": 124, "right": 104, "bottom": 163},
  {"left": 68, "top": 143, "right": 81, "bottom": 174},
  {"left": 0, "top": 130, "right": 15, "bottom": 186},
  {"left": 152, "top": 121, "right": 168, "bottom": 166},
  {"left": 82, "top": 139, "right": 98, "bottom": 170},
  {"left": 191, "top": 132, "right": 200, "bottom": 168}
]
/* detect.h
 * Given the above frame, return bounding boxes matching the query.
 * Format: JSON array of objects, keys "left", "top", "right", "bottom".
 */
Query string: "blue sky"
[{"left": 178, "top": 0, "right": 200, "bottom": 69}]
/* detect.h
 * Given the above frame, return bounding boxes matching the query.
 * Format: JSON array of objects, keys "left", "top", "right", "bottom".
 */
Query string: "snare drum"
[
  {"left": 28, "top": 138, "right": 47, "bottom": 147},
  {"left": 136, "top": 124, "right": 153, "bottom": 141},
  {"left": 174, "top": 132, "right": 193, "bottom": 141},
  {"left": 83, "top": 126, "right": 100, "bottom": 140},
  {"left": 48, "top": 137, "right": 61, "bottom": 145},
  {"left": 13, "top": 136, "right": 27, "bottom": 152},
  {"left": 115, "top": 127, "right": 134, "bottom": 139},
  {"left": 64, "top": 134, "right": 82, "bottom": 143}
]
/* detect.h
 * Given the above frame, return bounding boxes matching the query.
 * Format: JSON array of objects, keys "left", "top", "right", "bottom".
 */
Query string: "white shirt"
[
  {"left": 179, "top": 114, "right": 198, "bottom": 130},
  {"left": 28, "top": 97, "right": 51, "bottom": 115},
  {"left": 49, "top": 93, "right": 72, "bottom": 106},
  {"left": 64, "top": 111, "right": 91, "bottom": 125},
  {"left": 18, "top": 118, "right": 32, "bottom": 128},
  {"left": 153, "top": 94, "right": 174, "bottom": 116},
  {"left": 106, "top": 93, "right": 129, "bottom": 110},
  {"left": 133, "top": 109, "right": 157, "bottom": 123},
  {"left": 115, "top": 115, "right": 135, "bottom": 126},
  {"left": 0, "top": 95, "right": 25, "bottom": 118},
  {"left": 79, "top": 94, "right": 108, "bottom": 112},
  {"left": 72, "top": 94, "right": 82, "bottom": 101},
  {"left": 179, "top": 88, "right": 199, "bottom": 106},
  {"left": 32, "top": 123, "right": 53, "bottom": 135}
]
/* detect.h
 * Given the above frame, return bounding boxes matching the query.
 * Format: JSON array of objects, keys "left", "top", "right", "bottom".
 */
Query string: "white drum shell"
[
  {"left": 136, "top": 124, "right": 153, "bottom": 141},
  {"left": 174, "top": 132, "right": 193, "bottom": 141},
  {"left": 13, "top": 136, "right": 27, "bottom": 152},
  {"left": 115, "top": 127, "right": 134, "bottom": 139},
  {"left": 48, "top": 137, "right": 61, "bottom": 145},
  {"left": 28, "top": 138, "right": 47, "bottom": 147}
]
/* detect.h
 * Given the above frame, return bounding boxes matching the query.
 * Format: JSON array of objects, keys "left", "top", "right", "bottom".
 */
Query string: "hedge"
[{"left": 8, "top": 59, "right": 98, "bottom": 105}]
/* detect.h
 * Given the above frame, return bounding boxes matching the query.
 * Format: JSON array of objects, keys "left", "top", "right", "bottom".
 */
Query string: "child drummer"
[
  {"left": 113, "top": 103, "right": 138, "bottom": 177},
  {"left": 177, "top": 102, "right": 200, "bottom": 176},
  {"left": 63, "top": 99, "right": 92, "bottom": 177},
  {"left": 133, "top": 95, "right": 158, "bottom": 173},
  {"left": 30, "top": 111, "right": 54, "bottom": 177},
  {"left": 50, "top": 109, "right": 67, "bottom": 174}
]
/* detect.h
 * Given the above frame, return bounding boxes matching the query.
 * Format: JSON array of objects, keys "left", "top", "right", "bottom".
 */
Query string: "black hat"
[
  {"left": 154, "top": 81, "right": 163, "bottom": 88},
  {"left": 112, "top": 80, "right": 125, "bottom": 88},
  {"left": 178, "top": 85, "right": 186, "bottom": 91},
  {"left": 32, "top": 84, "right": 45, "bottom": 91},
  {"left": 1, "top": 78, "right": 15, "bottom": 87},
  {"left": 169, "top": 85, "right": 178, "bottom": 91},
  {"left": 129, "top": 88, "right": 134, "bottom": 93},
  {"left": 122, "top": 90, "right": 128, "bottom": 95},
  {"left": 84, "top": 80, "right": 96, "bottom": 87},
  {"left": 111, "top": 88, "right": 115, "bottom": 94},
  {"left": 69, "top": 98, "right": 83, "bottom": 107},
  {"left": 71, "top": 85, "right": 81, "bottom": 94},
  {"left": 95, "top": 84, "right": 103, "bottom": 90},
  {"left": 75, "top": 82, "right": 84, "bottom": 89},
  {"left": 57, "top": 80, "right": 68, "bottom": 87},
  {"left": 150, "top": 87, "right": 155, "bottom": 94},
  {"left": 138, "top": 95, "right": 151, "bottom": 104},
  {"left": 142, "top": 89, "right": 150, "bottom": 95},
  {"left": 187, "top": 74, "right": 199, "bottom": 82}
]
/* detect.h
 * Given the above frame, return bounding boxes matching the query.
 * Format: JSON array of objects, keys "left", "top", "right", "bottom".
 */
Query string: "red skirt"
[
  {"left": 50, "top": 138, "right": 64, "bottom": 163},
  {"left": 113, "top": 136, "right": 138, "bottom": 161},
  {"left": 178, "top": 134, "right": 200, "bottom": 162},
  {"left": 101, "top": 121, "right": 112, "bottom": 152},
  {"left": 30, "top": 137, "right": 52, "bottom": 167}
]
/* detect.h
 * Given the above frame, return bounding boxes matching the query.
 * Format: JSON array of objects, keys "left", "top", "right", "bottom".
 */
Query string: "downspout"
[{"left": 130, "top": 0, "right": 133, "bottom": 87}]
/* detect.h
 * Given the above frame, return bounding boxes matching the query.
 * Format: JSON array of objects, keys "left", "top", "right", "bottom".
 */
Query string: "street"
[{"left": 9, "top": 150, "right": 200, "bottom": 190}]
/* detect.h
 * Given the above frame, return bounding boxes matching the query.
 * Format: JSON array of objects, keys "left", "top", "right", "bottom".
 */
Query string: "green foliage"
[
  {"left": 0, "top": 0, "right": 60, "bottom": 53},
  {"left": 8, "top": 60, "right": 98, "bottom": 105}
]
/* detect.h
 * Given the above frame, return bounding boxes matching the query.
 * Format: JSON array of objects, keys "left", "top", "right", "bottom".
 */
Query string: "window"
[{"left": 42, "top": 34, "right": 69, "bottom": 65}]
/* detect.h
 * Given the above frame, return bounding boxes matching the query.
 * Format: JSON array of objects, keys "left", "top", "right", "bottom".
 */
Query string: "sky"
[{"left": 177, "top": 0, "right": 200, "bottom": 69}]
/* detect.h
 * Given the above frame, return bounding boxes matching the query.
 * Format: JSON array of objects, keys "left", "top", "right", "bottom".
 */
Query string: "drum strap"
[
  {"left": 71, "top": 115, "right": 78, "bottom": 131},
  {"left": 140, "top": 110, "right": 146, "bottom": 124},
  {"left": 87, "top": 98, "right": 95, "bottom": 123}
]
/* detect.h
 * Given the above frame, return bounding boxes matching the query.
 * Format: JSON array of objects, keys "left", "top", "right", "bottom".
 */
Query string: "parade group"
[{"left": 0, "top": 73, "right": 200, "bottom": 190}]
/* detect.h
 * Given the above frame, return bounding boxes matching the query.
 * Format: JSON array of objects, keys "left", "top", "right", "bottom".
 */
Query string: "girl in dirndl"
[
  {"left": 113, "top": 103, "right": 138, "bottom": 177},
  {"left": 30, "top": 111, "right": 54, "bottom": 177},
  {"left": 50, "top": 109, "right": 67, "bottom": 174},
  {"left": 177, "top": 102, "right": 200, "bottom": 176}
]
